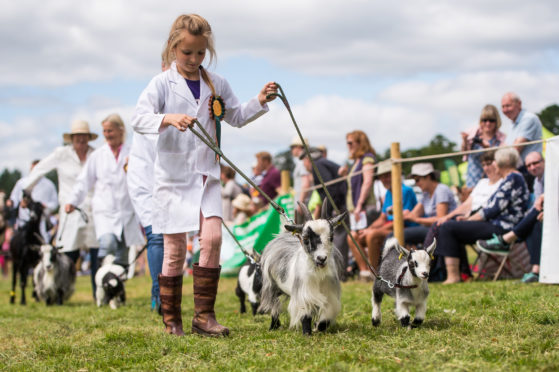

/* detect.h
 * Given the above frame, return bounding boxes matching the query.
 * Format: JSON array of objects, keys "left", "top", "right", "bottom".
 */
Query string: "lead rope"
[
  {"left": 188, "top": 119, "right": 294, "bottom": 227},
  {"left": 266, "top": 83, "right": 399, "bottom": 289}
]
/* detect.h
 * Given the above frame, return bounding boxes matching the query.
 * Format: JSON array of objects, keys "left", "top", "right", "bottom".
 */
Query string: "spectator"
[
  {"left": 231, "top": 193, "right": 254, "bottom": 225},
  {"left": 339, "top": 130, "right": 378, "bottom": 227},
  {"left": 220, "top": 165, "right": 242, "bottom": 223},
  {"left": 476, "top": 151, "right": 546, "bottom": 283},
  {"left": 359, "top": 161, "right": 418, "bottom": 276},
  {"left": 9, "top": 160, "right": 58, "bottom": 243},
  {"left": 300, "top": 146, "right": 349, "bottom": 272},
  {"left": 21, "top": 120, "right": 99, "bottom": 299},
  {"left": 401, "top": 162, "right": 457, "bottom": 246},
  {"left": 290, "top": 136, "right": 312, "bottom": 221},
  {"left": 461, "top": 104, "right": 506, "bottom": 192},
  {"left": 435, "top": 147, "right": 530, "bottom": 283},
  {"left": 501, "top": 92, "right": 543, "bottom": 189},
  {"left": 254, "top": 151, "right": 281, "bottom": 206}
]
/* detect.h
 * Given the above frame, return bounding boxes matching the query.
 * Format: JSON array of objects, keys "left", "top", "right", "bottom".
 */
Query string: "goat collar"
[{"left": 395, "top": 266, "right": 418, "bottom": 289}]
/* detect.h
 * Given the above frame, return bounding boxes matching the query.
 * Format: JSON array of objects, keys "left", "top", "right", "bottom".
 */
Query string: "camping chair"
[{"left": 470, "top": 242, "right": 531, "bottom": 281}]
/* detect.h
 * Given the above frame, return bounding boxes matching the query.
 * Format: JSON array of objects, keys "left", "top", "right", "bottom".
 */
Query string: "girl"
[{"left": 132, "top": 14, "right": 277, "bottom": 337}]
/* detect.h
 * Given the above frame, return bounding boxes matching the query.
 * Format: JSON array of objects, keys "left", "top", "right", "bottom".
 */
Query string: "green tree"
[
  {"left": 0, "top": 168, "right": 22, "bottom": 196},
  {"left": 538, "top": 104, "right": 559, "bottom": 135}
]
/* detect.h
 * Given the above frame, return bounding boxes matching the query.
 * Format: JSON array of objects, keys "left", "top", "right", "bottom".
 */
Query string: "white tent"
[{"left": 540, "top": 136, "right": 559, "bottom": 284}]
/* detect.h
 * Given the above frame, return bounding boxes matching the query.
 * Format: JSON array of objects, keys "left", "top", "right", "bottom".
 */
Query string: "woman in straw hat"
[{"left": 22, "top": 119, "right": 100, "bottom": 298}]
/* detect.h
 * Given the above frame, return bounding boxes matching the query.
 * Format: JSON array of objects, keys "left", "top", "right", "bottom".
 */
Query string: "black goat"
[{"left": 9, "top": 192, "right": 44, "bottom": 305}]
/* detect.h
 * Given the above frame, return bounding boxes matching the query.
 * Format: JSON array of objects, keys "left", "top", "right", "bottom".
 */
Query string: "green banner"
[{"left": 220, "top": 194, "right": 295, "bottom": 277}]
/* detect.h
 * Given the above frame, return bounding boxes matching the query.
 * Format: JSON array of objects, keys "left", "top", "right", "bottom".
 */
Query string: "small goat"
[
  {"left": 235, "top": 252, "right": 263, "bottom": 316},
  {"left": 372, "top": 237, "right": 436, "bottom": 328},
  {"left": 259, "top": 201, "right": 346, "bottom": 335},
  {"left": 9, "top": 192, "right": 43, "bottom": 305},
  {"left": 95, "top": 255, "right": 127, "bottom": 309},
  {"left": 33, "top": 243, "right": 76, "bottom": 305}
]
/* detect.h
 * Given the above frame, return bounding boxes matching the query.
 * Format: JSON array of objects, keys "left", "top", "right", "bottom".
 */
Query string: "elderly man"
[
  {"left": 476, "top": 151, "right": 545, "bottom": 283},
  {"left": 501, "top": 92, "right": 543, "bottom": 189}
]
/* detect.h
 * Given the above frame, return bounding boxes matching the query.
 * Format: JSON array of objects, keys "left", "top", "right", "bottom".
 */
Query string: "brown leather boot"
[
  {"left": 191, "top": 264, "right": 230, "bottom": 337},
  {"left": 158, "top": 274, "right": 185, "bottom": 336}
]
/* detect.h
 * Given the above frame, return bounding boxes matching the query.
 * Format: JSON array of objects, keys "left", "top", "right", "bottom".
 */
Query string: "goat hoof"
[
  {"left": 399, "top": 315, "right": 410, "bottom": 327},
  {"left": 317, "top": 320, "right": 330, "bottom": 332},
  {"left": 411, "top": 319, "right": 423, "bottom": 328},
  {"left": 372, "top": 318, "right": 380, "bottom": 327}
]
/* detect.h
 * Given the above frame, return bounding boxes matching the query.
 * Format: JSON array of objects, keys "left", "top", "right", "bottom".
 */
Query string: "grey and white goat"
[
  {"left": 33, "top": 242, "right": 76, "bottom": 305},
  {"left": 259, "top": 201, "right": 346, "bottom": 335},
  {"left": 372, "top": 237, "right": 436, "bottom": 328},
  {"left": 235, "top": 251, "right": 263, "bottom": 316}
]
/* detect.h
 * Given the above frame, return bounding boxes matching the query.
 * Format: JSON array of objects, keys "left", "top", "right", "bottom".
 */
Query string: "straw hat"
[
  {"left": 63, "top": 120, "right": 98, "bottom": 142},
  {"left": 232, "top": 194, "right": 252, "bottom": 212},
  {"left": 290, "top": 135, "right": 309, "bottom": 148},
  {"left": 376, "top": 160, "right": 392, "bottom": 176}
]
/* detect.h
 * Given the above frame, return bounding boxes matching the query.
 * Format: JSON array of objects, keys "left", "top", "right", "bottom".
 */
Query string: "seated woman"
[
  {"left": 434, "top": 147, "right": 530, "bottom": 283},
  {"left": 400, "top": 162, "right": 457, "bottom": 246},
  {"left": 436, "top": 151, "right": 502, "bottom": 225}
]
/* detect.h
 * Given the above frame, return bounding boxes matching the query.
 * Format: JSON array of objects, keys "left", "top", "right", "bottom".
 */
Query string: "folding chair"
[{"left": 470, "top": 242, "right": 531, "bottom": 281}]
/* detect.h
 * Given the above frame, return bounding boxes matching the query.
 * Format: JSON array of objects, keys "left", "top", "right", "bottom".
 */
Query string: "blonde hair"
[
  {"left": 479, "top": 104, "right": 502, "bottom": 130},
  {"left": 164, "top": 14, "right": 217, "bottom": 96},
  {"left": 102, "top": 113, "right": 126, "bottom": 142},
  {"left": 346, "top": 130, "right": 376, "bottom": 160}
]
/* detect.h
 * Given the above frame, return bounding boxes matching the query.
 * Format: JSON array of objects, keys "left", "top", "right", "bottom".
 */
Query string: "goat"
[
  {"left": 235, "top": 252, "right": 263, "bottom": 316},
  {"left": 371, "top": 237, "right": 436, "bottom": 328},
  {"left": 258, "top": 201, "right": 346, "bottom": 335},
  {"left": 33, "top": 242, "right": 76, "bottom": 305},
  {"left": 9, "top": 192, "right": 43, "bottom": 305},
  {"left": 95, "top": 255, "right": 127, "bottom": 309}
]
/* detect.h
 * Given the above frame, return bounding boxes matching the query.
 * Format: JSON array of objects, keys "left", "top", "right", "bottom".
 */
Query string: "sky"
[{"left": 1, "top": 0, "right": 559, "bottom": 178}]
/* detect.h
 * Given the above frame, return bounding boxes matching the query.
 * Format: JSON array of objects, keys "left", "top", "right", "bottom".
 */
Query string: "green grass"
[{"left": 1, "top": 274, "right": 558, "bottom": 371}]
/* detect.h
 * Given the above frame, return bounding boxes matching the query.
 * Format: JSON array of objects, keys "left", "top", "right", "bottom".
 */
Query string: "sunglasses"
[
  {"left": 526, "top": 159, "right": 542, "bottom": 168},
  {"left": 480, "top": 118, "right": 497, "bottom": 123}
]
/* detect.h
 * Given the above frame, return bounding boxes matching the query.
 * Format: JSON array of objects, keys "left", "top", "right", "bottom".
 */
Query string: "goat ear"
[
  {"left": 395, "top": 242, "right": 410, "bottom": 258},
  {"left": 298, "top": 201, "right": 313, "bottom": 221},
  {"left": 284, "top": 224, "right": 303, "bottom": 234},
  {"left": 425, "top": 238, "right": 437, "bottom": 258},
  {"left": 328, "top": 211, "right": 347, "bottom": 227}
]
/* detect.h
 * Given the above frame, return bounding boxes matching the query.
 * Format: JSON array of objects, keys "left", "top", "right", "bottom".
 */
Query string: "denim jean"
[
  {"left": 144, "top": 225, "right": 164, "bottom": 305},
  {"left": 98, "top": 233, "right": 128, "bottom": 267}
]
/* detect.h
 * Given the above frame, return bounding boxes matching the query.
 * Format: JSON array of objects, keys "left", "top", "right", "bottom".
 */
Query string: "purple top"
[
  {"left": 185, "top": 79, "right": 200, "bottom": 100},
  {"left": 349, "top": 152, "right": 376, "bottom": 208},
  {"left": 258, "top": 166, "right": 281, "bottom": 205}
]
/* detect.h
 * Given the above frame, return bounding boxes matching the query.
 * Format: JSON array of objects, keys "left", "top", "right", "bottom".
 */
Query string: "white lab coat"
[
  {"left": 127, "top": 131, "right": 156, "bottom": 227},
  {"left": 132, "top": 62, "right": 268, "bottom": 234},
  {"left": 68, "top": 143, "right": 144, "bottom": 246},
  {"left": 22, "top": 145, "right": 98, "bottom": 251}
]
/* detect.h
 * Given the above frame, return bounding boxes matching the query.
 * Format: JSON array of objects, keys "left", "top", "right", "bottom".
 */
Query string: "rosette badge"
[{"left": 209, "top": 95, "right": 226, "bottom": 148}]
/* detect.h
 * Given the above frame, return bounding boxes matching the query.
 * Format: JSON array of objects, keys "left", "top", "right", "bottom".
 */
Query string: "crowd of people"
[{"left": 0, "top": 13, "right": 552, "bottom": 339}]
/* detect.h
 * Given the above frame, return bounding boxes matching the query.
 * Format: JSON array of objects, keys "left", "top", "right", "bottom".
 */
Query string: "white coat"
[
  {"left": 132, "top": 62, "right": 268, "bottom": 234},
  {"left": 68, "top": 143, "right": 144, "bottom": 246},
  {"left": 22, "top": 145, "right": 98, "bottom": 251},
  {"left": 127, "top": 131, "right": 156, "bottom": 228}
]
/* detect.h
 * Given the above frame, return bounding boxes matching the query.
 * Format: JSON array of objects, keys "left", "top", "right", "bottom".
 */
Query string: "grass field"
[{"left": 1, "top": 273, "right": 558, "bottom": 371}]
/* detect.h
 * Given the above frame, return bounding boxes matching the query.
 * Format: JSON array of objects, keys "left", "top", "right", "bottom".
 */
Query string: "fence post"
[
  {"left": 391, "top": 142, "right": 405, "bottom": 245},
  {"left": 280, "top": 170, "right": 291, "bottom": 195}
]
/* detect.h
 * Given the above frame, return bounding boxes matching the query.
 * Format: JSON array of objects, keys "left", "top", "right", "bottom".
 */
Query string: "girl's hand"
[
  {"left": 258, "top": 82, "right": 278, "bottom": 105},
  {"left": 163, "top": 114, "right": 196, "bottom": 132}
]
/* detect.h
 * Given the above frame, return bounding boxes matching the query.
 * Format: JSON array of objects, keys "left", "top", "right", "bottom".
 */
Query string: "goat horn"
[
  {"left": 33, "top": 232, "right": 46, "bottom": 245},
  {"left": 297, "top": 201, "right": 313, "bottom": 221},
  {"left": 320, "top": 198, "right": 329, "bottom": 219}
]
